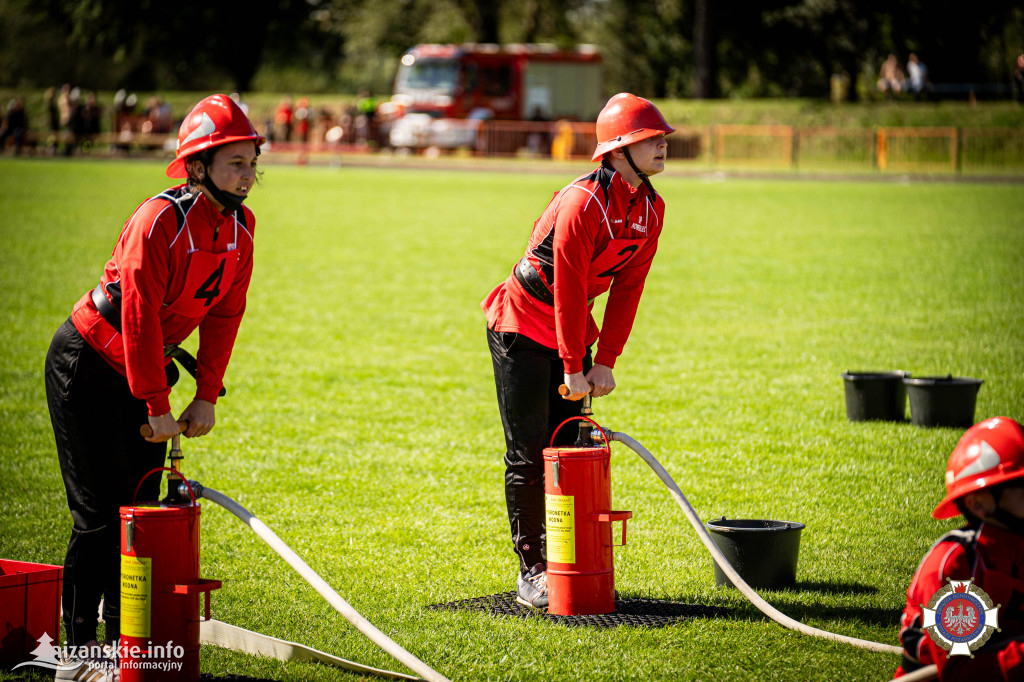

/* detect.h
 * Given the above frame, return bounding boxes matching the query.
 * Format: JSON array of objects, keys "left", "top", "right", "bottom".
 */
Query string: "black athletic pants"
[
  {"left": 45, "top": 318, "right": 165, "bottom": 646},
  {"left": 487, "top": 328, "right": 591, "bottom": 573}
]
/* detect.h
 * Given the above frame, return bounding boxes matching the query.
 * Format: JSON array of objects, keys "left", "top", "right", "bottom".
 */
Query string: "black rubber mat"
[{"left": 428, "top": 591, "right": 729, "bottom": 628}]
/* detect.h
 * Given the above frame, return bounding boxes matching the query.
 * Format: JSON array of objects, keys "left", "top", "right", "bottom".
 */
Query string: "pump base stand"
[{"left": 428, "top": 592, "right": 729, "bottom": 628}]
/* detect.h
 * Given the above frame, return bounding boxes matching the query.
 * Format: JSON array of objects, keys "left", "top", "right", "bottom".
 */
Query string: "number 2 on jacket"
[{"left": 596, "top": 243, "right": 639, "bottom": 278}]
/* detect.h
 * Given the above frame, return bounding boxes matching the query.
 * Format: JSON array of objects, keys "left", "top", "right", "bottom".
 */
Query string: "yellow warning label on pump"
[
  {"left": 120, "top": 555, "right": 151, "bottom": 638},
  {"left": 545, "top": 494, "right": 575, "bottom": 564}
]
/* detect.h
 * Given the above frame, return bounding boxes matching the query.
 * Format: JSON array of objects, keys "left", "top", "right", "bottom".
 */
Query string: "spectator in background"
[
  {"left": 0, "top": 97, "right": 28, "bottom": 155},
  {"left": 877, "top": 54, "right": 906, "bottom": 99},
  {"left": 1014, "top": 54, "right": 1024, "bottom": 103},
  {"left": 57, "top": 84, "right": 73, "bottom": 133},
  {"left": 317, "top": 106, "right": 337, "bottom": 145},
  {"left": 124, "top": 93, "right": 138, "bottom": 118},
  {"left": 65, "top": 87, "right": 84, "bottom": 155},
  {"left": 82, "top": 92, "right": 102, "bottom": 142},
  {"left": 45, "top": 87, "right": 60, "bottom": 154},
  {"left": 112, "top": 90, "right": 129, "bottom": 133},
  {"left": 142, "top": 96, "right": 171, "bottom": 134},
  {"left": 375, "top": 101, "right": 399, "bottom": 151},
  {"left": 527, "top": 106, "right": 552, "bottom": 156},
  {"left": 906, "top": 53, "right": 929, "bottom": 100},
  {"left": 295, "top": 97, "right": 311, "bottom": 143},
  {"left": 274, "top": 97, "right": 293, "bottom": 142},
  {"left": 355, "top": 91, "right": 377, "bottom": 145},
  {"left": 230, "top": 92, "right": 249, "bottom": 116}
]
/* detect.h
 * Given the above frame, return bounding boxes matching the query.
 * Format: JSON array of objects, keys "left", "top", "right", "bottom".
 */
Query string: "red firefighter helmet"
[
  {"left": 166, "top": 94, "right": 265, "bottom": 179},
  {"left": 933, "top": 417, "right": 1024, "bottom": 519},
  {"left": 591, "top": 93, "right": 675, "bottom": 162}
]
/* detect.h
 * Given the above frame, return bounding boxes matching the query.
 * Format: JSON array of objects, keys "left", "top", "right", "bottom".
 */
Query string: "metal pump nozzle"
[
  {"left": 163, "top": 433, "right": 188, "bottom": 504},
  {"left": 168, "top": 433, "right": 183, "bottom": 472},
  {"left": 574, "top": 394, "right": 595, "bottom": 446}
]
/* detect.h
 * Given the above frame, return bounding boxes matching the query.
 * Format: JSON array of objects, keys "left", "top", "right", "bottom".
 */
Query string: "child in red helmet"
[
  {"left": 482, "top": 93, "right": 674, "bottom": 607},
  {"left": 45, "top": 94, "right": 263, "bottom": 679},
  {"left": 895, "top": 417, "right": 1024, "bottom": 679}
]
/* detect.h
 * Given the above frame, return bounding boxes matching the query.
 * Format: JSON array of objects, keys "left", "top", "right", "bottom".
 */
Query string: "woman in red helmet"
[
  {"left": 895, "top": 417, "right": 1024, "bottom": 680},
  {"left": 482, "top": 93, "right": 674, "bottom": 607},
  {"left": 44, "top": 94, "right": 263, "bottom": 672}
]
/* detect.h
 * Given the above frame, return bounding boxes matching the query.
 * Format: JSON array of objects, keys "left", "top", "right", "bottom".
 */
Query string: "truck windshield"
[{"left": 395, "top": 58, "right": 459, "bottom": 95}]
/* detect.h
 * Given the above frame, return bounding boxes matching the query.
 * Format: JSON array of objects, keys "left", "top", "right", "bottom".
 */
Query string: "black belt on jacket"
[
  {"left": 91, "top": 283, "right": 225, "bottom": 396},
  {"left": 513, "top": 257, "right": 554, "bottom": 306}
]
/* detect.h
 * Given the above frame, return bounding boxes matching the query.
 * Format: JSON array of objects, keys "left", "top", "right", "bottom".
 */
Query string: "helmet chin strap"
[
  {"left": 201, "top": 174, "right": 246, "bottom": 215},
  {"left": 990, "top": 486, "right": 1024, "bottom": 535},
  {"left": 190, "top": 155, "right": 249, "bottom": 216},
  {"left": 622, "top": 146, "right": 656, "bottom": 198}
]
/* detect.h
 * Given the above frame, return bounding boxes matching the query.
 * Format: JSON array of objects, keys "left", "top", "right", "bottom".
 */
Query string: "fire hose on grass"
[
  {"left": 555, "top": 385, "right": 908, "bottom": 662},
  {"left": 138, "top": 423, "right": 450, "bottom": 682},
  {"left": 606, "top": 429, "right": 904, "bottom": 657},
  {"left": 139, "top": 403, "right": 920, "bottom": 681},
  {"left": 185, "top": 480, "right": 450, "bottom": 682}
]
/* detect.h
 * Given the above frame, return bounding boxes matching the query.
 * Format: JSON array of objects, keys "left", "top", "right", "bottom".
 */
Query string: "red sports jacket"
[
  {"left": 482, "top": 165, "right": 664, "bottom": 374},
  {"left": 895, "top": 523, "right": 1024, "bottom": 680},
  {"left": 71, "top": 186, "right": 254, "bottom": 417}
]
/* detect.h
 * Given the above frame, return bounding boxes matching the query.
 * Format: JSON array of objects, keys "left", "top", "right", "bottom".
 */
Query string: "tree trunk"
[
  {"left": 693, "top": 0, "right": 718, "bottom": 98},
  {"left": 843, "top": 56, "right": 860, "bottom": 103},
  {"left": 222, "top": 8, "right": 268, "bottom": 93},
  {"left": 476, "top": 0, "right": 500, "bottom": 43}
]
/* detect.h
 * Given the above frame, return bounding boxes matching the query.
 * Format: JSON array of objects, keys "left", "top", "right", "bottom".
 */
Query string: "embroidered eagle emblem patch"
[{"left": 922, "top": 578, "right": 1000, "bottom": 657}]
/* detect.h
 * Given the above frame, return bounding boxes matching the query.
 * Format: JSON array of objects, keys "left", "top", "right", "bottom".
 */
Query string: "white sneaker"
[
  {"left": 516, "top": 563, "right": 549, "bottom": 608},
  {"left": 55, "top": 655, "right": 116, "bottom": 681}
]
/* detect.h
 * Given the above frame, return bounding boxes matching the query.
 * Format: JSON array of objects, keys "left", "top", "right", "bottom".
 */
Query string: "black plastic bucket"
[
  {"left": 705, "top": 518, "right": 804, "bottom": 590},
  {"left": 840, "top": 371, "right": 908, "bottom": 422},
  {"left": 904, "top": 375, "right": 984, "bottom": 428}
]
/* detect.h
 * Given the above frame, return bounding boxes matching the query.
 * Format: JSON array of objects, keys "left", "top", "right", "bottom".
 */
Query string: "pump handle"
[
  {"left": 558, "top": 383, "right": 595, "bottom": 397},
  {"left": 139, "top": 420, "right": 190, "bottom": 438}
]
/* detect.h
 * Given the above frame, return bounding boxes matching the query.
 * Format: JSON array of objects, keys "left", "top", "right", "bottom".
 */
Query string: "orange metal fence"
[
  {"left": 228, "top": 120, "right": 1024, "bottom": 175},
  {"left": 960, "top": 127, "right": 1024, "bottom": 173},
  {"left": 714, "top": 125, "right": 794, "bottom": 167},
  {"left": 795, "top": 127, "right": 875, "bottom": 171},
  {"left": 22, "top": 116, "right": 1021, "bottom": 175},
  {"left": 462, "top": 121, "right": 1021, "bottom": 174},
  {"left": 876, "top": 127, "right": 958, "bottom": 172}
]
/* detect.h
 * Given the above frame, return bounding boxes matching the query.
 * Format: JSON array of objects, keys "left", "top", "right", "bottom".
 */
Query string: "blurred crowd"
[
  {"left": 0, "top": 87, "right": 399, "bottom": 156},
  {"left": 876, "top": 51, "right": 1024, "bottom": 102},
  {"left": 0, "top": 84, "right": 105, "bottom": 155},
  {"left": 259, "top": 91, "right": 396, "bottom": 149},
  {"left": 6, "top": 59, "right": 1020, "bottom": 157},
  {"left": 876, "top": 53, "right": 931, "bottom": 100},
  {"left": 0, "top": 84, "right": 176, "bottom": 156}
]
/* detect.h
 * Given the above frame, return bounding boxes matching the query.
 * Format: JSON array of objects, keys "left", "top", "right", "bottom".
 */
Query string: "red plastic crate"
[{"left": 0, "top": 559, "right": 63, "bottom": 666}]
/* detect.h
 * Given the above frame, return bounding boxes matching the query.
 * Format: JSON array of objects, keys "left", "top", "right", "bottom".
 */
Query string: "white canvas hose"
[
  {"left": 199, "top": 618, "right": 417, "bottom": 680},
  {"left": 609, "top": 431, "right": 905, "bottom": 657},
  {"left": 193, "top": 483, "right": 450, "bottom": 682}
]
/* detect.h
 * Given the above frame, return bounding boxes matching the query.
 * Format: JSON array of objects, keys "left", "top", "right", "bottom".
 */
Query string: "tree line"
[{"left": 1, "top": 0, "right": 1021, "bottom": 101}]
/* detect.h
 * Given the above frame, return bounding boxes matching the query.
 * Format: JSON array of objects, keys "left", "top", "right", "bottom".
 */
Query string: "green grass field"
[{"left": 1, "top": 157, "right": 1022, "bottom": 681}]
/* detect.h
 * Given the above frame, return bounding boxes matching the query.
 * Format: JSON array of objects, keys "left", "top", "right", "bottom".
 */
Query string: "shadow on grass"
[
  {"left": 752, "top": 601, "right": 901, "bottom": 628},
  {"left": 792, "top": 580, "right": 880, "bottom": 595},
  {"left": 705, "top": 581, "right": 900, "bottom": 629}
]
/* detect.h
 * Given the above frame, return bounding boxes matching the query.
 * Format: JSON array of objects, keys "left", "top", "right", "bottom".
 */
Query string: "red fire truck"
[{"left": 387, "top": 43, "right": 603, "bottom": 150}]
